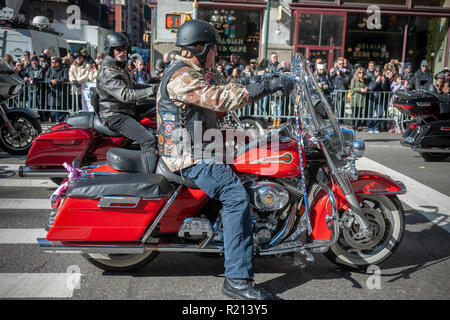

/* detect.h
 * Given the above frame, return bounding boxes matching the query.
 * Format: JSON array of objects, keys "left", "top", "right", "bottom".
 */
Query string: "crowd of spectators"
[
  {"left": 5, "top": 47, "right": 450, "bottom": 132},
  {"left": 4, "top": 49, "right": 105, "bottom": 122},
  {"left": 304, "top": 56, "right": 450, "bottom": 133}
]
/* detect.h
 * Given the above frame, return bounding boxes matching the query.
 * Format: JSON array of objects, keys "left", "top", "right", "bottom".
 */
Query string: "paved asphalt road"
[{"left": 0, "top": 130, "right": 449, "bottom": 304}]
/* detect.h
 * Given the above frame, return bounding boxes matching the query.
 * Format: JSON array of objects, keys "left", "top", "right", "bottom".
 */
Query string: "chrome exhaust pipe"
[
  {"left": 37, "top": 238, "right": 223, "bottom": 255},
  {"left": 19, "top": 166, "right": 68, "bottom": 178},
  {"left": 37, "top": 238, "right": 146, "bottom": 254}
]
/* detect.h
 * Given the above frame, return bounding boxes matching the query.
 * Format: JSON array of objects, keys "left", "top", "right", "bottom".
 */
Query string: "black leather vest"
[{"left": 157, "top": 59, "right": 218, "bottom": 158}]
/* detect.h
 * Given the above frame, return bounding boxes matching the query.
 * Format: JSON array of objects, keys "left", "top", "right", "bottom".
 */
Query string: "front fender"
[
  {"left": 6, "top": 108, "right": 40, "bottom": 121},
  {"left": 308, "top": 170, "right": 406, "bottom": 241},
  {"left": 351, "top": 170, "right": 406, "bottom": 196}
]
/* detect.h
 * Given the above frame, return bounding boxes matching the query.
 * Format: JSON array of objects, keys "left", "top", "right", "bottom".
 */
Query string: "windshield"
[{"left": 289, "top": 53, "right": 345, "bottom": 155}]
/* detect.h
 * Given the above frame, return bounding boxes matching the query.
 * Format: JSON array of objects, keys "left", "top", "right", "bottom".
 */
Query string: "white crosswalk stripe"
[
  {"left": 0, "top": 229, "right": 46, "bottom": 244},
  {"left": 0, "top": 163, "right": 21, "bottom": 172},
  {"left": 0, "top": 273, "right": 81, "bottom": 298},
  {"left": 0, "top": 198, "right": 52, "bottom": 210},
  {"left": 0, "top": 179, "right": 58, "bottom": 188}
]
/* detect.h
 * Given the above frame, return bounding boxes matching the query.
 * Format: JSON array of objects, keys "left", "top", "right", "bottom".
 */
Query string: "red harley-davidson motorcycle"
[
  {"left": 18, "top": 92, "right": 157, "bottom": 182},
  {"left": 37, "top": 54, "right": 407, "bottom": 273}
]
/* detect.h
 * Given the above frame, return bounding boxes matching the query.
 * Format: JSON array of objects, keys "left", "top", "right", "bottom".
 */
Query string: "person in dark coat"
[
  {"left": 367, "top": 65, "right": 390, "bottom": 133},
  {"left": 267, "top": 52, "right": 279, "bottom": 73},
  {"left": 151, "top": 58, "right": 165, "bottom": 81},
  {"left": 131, "top": 58, "right": 154, "bottom": 84},
  {"left": 45, "top": 57, "right": 68, "bottom": 122},
  {"left": 330, "top": 57, "right": 351, "bottom": 120},
  {"left": 400, "top": 62, "right": 415, "bottom": 89},
  {"left": 25, "top": 56, "right": 46, "bottom": 109},
  {"left": 414, "top": 60, "right": 433, "bottom": 91},
  {"left": 225, "top": 54, "right": 244, "bottom": 77},
  {"left": 315, "top": 63, "right": 334, "bottom": 102}
]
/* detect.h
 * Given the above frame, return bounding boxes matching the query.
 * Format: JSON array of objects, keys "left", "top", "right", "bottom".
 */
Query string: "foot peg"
[{"left": 292, "top": 249, "right": 314, "bottom": 266}]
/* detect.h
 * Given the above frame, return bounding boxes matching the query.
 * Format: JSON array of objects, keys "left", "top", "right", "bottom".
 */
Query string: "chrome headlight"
[
  {"left": 341, "top": 128, "right": 355, "bottom": 143},
  {"left": 247, "top": 182, "right": 289, "bottom": 212},
  {"left": 351, "top": 139, "right": 365, "bottom": 158}
]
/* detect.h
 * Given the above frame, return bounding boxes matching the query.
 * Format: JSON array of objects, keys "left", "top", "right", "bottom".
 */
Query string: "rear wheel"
[
  {"left": 420, "top": 152, "right": 448, "bottom": 162},
  {"left": 324, "top": 195, "right": 405, "bottom": 270},
  {"left": 82, "top": 251, "right": 159, "bottom": 272}
]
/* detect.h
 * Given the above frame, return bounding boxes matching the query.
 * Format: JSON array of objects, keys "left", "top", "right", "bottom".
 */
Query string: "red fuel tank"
[{"left": 231, "top": 138, "right": 305, "bottom": 178}]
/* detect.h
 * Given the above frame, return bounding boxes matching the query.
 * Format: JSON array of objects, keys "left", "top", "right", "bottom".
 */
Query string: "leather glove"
[{"left": 246, "top": 75, "right": 295, "bottom": 102}]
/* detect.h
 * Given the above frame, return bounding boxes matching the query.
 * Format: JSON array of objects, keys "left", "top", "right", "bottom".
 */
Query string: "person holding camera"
[
  {"left": 330, "top": 57, "right": 351, "bottom": 120},
  {"left": 316, "top": 63, "right": 334, "bottom": 103},
  {"left": 367, "top": 65, "right": 390, "bottom": 133},
  {"left": 414, "top": 60, "right": 433, "bottom": 91}
]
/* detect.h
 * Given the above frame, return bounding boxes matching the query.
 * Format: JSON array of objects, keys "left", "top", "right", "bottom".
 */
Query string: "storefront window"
[
  {"left": 345, "top": 13, "right": 405, "bottom": 67},
  {"left": 413, "top": 0, "right": 446, "bottom": 6},
  {"left": 405, "top": 16, "right": 448, "bottom": 72},
  {"left": 342, "top": 0, "right": 406, "bottom": 4},
  {"left": 297, "top": 13, "right": 345, "bottom": 46},
  {"left": 199, "top": 9, "right": 261, "bottom": 64}
]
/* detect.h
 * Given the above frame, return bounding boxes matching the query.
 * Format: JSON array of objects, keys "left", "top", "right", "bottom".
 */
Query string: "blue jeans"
[
  {"left": 182, "top": 159, "right": 254, "bottom": 279},
  {"left": 257, "top": 96, "right": 269, "bottom": 117},
  {"left": 272, "top": 96, "right": 281, "bottom": 119},
  {"left": 367, "top": 96, "right": 383, "bottom": 131}
]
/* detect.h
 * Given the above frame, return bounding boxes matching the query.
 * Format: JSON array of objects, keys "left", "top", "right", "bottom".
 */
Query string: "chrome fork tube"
[
  {"left": 320, "top": 143, "right": 372, "bottom": 236},
  {"left": 0, "top": 104, "right": 17, "bottom": 134}
]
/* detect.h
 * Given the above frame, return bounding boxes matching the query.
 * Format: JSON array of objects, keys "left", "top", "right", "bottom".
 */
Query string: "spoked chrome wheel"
[
  {"left": 0, "top": 115, "right": 40, "bottom": 155},
  {"left": 82, "top": 251, "right": 159, "bottom": 272},
  {"left": 325, "top": 195, "right": 405, "bottom": 270}
]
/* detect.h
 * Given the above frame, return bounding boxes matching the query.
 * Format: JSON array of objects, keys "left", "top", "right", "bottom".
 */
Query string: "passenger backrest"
[{"left": 90, "top": 87, "right": 100, "bottom": 114}]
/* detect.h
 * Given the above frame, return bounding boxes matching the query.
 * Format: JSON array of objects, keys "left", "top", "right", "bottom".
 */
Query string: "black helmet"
[
  {"left": 105, "top": 32, "right": 129, "bottom": 56},
  {"left": 176, "top": 19, "right": 222, "bottom": 65}
]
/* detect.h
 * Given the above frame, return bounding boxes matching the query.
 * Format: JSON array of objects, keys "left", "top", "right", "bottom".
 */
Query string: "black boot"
[{"left": 222, "top": 278, "right": 273, "bottom": 300}]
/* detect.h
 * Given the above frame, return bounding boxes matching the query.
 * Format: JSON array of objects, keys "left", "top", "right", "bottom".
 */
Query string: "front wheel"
[
  {"left": 0, "top": 113, "right": 41, "bottom": 155},
  {"left": 324, "top": 195, "right": 405, "bottom": 270}
]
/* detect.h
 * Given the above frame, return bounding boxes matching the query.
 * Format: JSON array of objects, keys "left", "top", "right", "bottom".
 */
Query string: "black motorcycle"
[
  {"left": 0, "top": 58, "right": 42, "bottom": 155},
  {"left": 393, "top": 90, "right": 450, "bottom": 162}
]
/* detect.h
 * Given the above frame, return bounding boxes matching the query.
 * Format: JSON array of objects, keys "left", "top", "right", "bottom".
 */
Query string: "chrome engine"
[
  {"left": 177, "top": 177, "right": 301, "bottom": 248},
  {"left": 243, "top": 178, "right": 296, "bottom": 246}
]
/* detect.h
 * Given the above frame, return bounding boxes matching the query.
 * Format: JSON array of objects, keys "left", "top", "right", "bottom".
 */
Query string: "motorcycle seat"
[
  {"left": 155, "top": 158, "right": 198, "bottom": 189},
  {"left": 66, "top": 173, "right": 173, "bottom": 200},
  {"left": 66, "top": 112, "right": 121, "bottom": 137},
  {"left": 107, "top": 148, "right": 158, "bottom": 174}
]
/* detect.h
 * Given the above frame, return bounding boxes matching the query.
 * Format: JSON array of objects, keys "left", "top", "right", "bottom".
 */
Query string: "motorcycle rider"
[
  {"left": 157, "top": 19, "right": 294, "bottom": 300},
  {"left": 96, "top": 32, "right": 158, "bottom": 151}
]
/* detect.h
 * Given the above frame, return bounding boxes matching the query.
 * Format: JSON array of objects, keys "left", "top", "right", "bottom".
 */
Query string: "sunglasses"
[
  {"left": 358, "top": 72, "right": 364, "bottom": 74},
  {"left": 114, "top": 46, "right": 127, "bottom": 52}
]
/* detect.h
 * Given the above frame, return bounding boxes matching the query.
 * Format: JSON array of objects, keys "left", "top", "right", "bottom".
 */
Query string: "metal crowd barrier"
[
  {"left": 236, "top": 89, "right": 407, "bottom": 131},
  {"left": 5, "top": 82, "right": 80, "bottom": 120},
  {"left": 6, "top": 82, "right": 406, "bottom": 131}
]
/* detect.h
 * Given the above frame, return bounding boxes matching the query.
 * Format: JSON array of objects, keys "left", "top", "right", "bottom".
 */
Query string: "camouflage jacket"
[{"left": 157, "top": 55, "right": 250, "bottom": 172}]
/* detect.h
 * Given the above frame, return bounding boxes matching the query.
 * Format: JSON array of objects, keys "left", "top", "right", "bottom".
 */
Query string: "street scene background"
[{"left": 0, "top": 0, "right": 449, "bottom": 300}]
